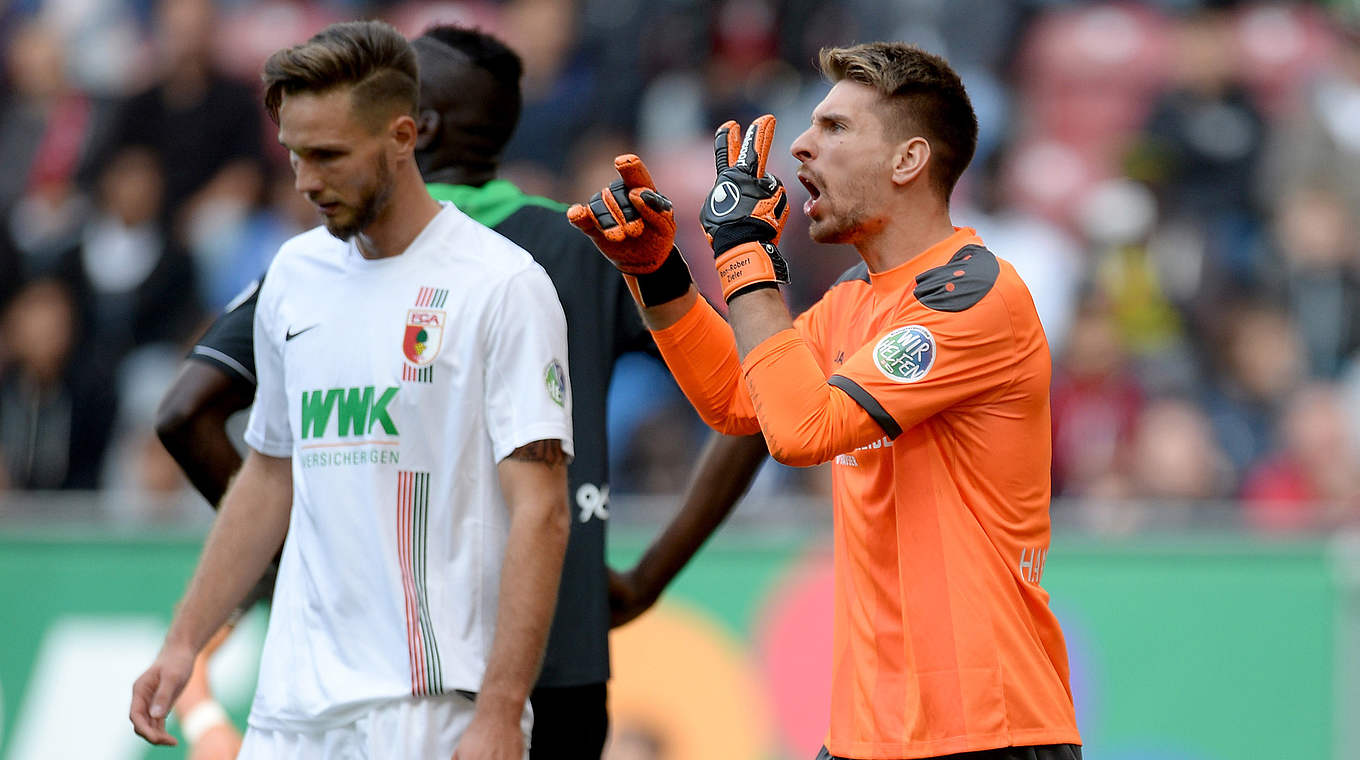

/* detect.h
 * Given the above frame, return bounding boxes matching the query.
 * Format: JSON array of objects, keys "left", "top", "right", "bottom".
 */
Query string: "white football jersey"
[{"left": 243, "top": 203, "right": 573, "bottom": 730}]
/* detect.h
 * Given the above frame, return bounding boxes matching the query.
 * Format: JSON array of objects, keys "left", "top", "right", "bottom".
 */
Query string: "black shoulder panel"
[
  {"left": 832, "top": 261, "right": 871, "bottom": 287},
  {"left": 913, "top": 245, "right": 999, "bottom": 312}
]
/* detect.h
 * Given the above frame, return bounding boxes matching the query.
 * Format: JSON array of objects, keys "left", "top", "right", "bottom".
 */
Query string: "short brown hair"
[
  {"left": 263, "top": 20, "right": 418, "bottom": 129},
  {"left": 820, "top": 43, "right": 978, "bottom": 199}
]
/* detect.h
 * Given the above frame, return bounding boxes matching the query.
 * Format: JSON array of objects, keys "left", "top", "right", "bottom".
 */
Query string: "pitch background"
[{"left": 0, "top": 524, "right": 1354, "bottom": 759}]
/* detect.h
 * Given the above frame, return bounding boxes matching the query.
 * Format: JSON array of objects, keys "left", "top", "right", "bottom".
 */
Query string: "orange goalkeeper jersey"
[{"left": 652, "top": 228, "right": 1080, "bottom": 759}]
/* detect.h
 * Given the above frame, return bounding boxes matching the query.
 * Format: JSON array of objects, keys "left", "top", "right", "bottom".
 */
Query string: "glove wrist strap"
[
  {"left": 624, "top": 247, "right": 693, "bottom": 307},
  {"left": 715, "top": 241, "right": 789, "bottom": 302}
]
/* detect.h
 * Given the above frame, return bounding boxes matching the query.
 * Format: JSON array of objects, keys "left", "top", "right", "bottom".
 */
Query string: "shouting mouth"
[{"left": 798, "top": 172, "right": 822, "bottom": 217}]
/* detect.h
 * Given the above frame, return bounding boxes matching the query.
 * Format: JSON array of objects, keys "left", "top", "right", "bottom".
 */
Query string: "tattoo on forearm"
[{"left": 508, "top": 439, "right": 568, "bottom": 467}]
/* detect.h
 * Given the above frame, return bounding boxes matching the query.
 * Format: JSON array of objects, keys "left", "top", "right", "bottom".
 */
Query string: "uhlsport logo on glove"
[{"left": 709, "top": 181, "right": 741, "bottom": 217}]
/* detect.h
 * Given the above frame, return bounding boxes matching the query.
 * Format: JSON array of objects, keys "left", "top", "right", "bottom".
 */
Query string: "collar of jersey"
[
  {"left": 425, "top": 180, "right": 567, "bottom": 229},
  {"left": 347, "top": 204, "right": 456, "bottom": 268},
  {"left": 867, "top": 226, "right": 983, "bottom": 294}
]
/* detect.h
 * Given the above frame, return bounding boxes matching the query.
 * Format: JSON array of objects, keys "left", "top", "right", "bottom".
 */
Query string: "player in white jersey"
[{"left": 130, "top": 21, "right": 572, "bottom": 760}]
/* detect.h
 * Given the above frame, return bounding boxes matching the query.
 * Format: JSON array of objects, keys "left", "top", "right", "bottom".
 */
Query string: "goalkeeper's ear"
[{"left": 891, "top": 135, "right": 932, "bottom": 187}]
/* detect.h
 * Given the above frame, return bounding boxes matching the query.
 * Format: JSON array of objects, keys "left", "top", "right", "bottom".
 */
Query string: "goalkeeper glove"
[
  {"left": 567, "top": 154, "right": 694, "bottom": 307},
  {"left": 699, "top": 114, "right": 791, "bottom": 301}
]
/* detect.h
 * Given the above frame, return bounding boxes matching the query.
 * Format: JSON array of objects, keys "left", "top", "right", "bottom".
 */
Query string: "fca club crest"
[{"left": 403, "top": 309, "right": 445, "bottom": 366}]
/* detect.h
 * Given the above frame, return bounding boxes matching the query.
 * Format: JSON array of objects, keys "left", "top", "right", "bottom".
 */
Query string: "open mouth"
[{"left": 798, "top": 172, "right": 822, "bottom": 217}]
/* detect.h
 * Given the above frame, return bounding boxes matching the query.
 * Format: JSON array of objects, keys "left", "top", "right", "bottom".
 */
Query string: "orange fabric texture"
[
  {"left": 653, "top": 228, "right": 1080, "bottom": 758},
  {"left": 650, "top": 297, "right": 760, "bottom": 436}
]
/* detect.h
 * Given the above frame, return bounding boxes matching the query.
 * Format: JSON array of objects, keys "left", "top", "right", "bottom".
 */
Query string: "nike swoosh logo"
[{"left": 285, "top": 324, "right": 319, "bottom": 341}]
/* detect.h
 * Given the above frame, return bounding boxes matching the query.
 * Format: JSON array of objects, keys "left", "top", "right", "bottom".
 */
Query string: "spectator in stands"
[
  {"left": 1128, "top": 397, "right": 1233, "bottom": 505},
  {"left": 0, "top": 277, "right": 115, "bottom": 490},
  {"left": 962, "top": 144, "right": 1085, "bottom": 358},
  {"left": 1051, "top": 296, "right": 1144, "bottom": 498},
  {"left": 1200, "top": 300, "right": 1306, "bottom": 477},
  {"left": 0, "top": 19, "right": 100, "bottom": 281},
  {"left": 95, "top": 0, "right": 264, "bottom": 247},
  {"left": 1132, "top": 5, "right": 1268, "bottom": 289},
  {"left": 1267, "top": 183, "right": 1360, "bottom": 379},
  {"left": 1262, "top": 17, "right": 1360, "bottom": 226},
  {"left": 55, "top": 146, "right": 200, "bottom": 370},
  {"left": 1241, "top": 382, "right": 1360, "bottom": 532}
]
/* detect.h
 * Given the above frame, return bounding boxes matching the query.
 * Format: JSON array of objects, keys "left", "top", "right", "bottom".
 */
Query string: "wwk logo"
[{"left": 300, "top": 386, "right": 399, "bottom": 439}]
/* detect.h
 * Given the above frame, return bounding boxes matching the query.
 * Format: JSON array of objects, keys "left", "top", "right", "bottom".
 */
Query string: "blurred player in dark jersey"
[{"left": 156, "top": 24, "right": 767, "bottom": 759}]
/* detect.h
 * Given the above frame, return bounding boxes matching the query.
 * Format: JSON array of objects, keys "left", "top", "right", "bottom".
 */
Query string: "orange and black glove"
[
  {"left": 568, "top": 154, "right": 693, "bottom": 307},
  {"left": 699, "top": 114, "right": 790, "bottom": 302}
]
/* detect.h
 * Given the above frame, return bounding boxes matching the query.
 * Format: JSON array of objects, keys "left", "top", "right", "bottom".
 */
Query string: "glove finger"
[
  {"left": 609, "top": 180, "right": 640, "bottom": 223},
  {"left": 598, "top": 182, "right": 639, "bottom": 242},
  {"left": 637, "top": 189, "right": 673, "bottom": 213},
  {"left": 736, "top": 114, "right": 776, "bottom": 178},
  {"left": 629, "top": 187, "right": 674, "bottom": 232},
  {"left": 567, "top": 203, "right": 606, "bottom": 241},
  {"left": 614, "top": 154, "right": 657, "bottom": 191},
  {"left": 713, "top": 120, "right": 740, "bottom": 172},
  {"left": 585, "top": 188, "right": 622, "bottom": 233}
]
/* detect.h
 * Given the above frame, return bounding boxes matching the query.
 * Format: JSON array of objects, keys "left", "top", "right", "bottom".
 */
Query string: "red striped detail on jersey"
[
  {"left": 414, "top": 287, "right": 449, "bottom": 308},
  {"left": 397, "top": 470, "right": 443, "bottom": 695},
  {"left": 402, "top": 364, "right": 433, "bottom": 383}
]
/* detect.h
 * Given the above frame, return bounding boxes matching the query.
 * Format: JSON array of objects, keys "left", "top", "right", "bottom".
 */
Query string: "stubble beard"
[
  {"left": 809, "top": 204, "right": 865, "bottom": 246},
  {"left": 324, "top": 154, "right": 394, "bottom": 241}
]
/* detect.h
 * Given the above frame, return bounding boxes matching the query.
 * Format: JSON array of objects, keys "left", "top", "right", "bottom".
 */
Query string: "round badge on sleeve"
[
  {"left": 873, "top": 325, "right": 936, "bottom": 383},
  {"left": 545, "top": 359, "right": 567, "bottom": 407}
]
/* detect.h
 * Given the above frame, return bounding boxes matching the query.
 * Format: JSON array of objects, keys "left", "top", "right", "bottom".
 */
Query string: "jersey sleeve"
[
  {"left": 648, "top": 296, "right": 761, "bottom": 436},
  {"left": 830, "top": 294, "right": 1018, "bottom": 437},
  {"left": 243, "top": 272, "right": 293, "bottom": 457},
  {"left": 483, "top": 266, "right": 575, "bottom": 461},
  {"left": 188, "top": 275, "right": 263, "bottom": 386}
]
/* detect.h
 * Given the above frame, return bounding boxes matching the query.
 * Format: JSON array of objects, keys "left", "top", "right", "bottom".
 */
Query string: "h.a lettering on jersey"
[{"left": 403, "top": 286, "right": 449, "bottom": 383}]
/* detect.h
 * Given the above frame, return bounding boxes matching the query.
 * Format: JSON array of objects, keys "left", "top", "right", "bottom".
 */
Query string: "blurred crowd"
[{"left": 2, "top": 0, "right": 1360, "bottom": 532}]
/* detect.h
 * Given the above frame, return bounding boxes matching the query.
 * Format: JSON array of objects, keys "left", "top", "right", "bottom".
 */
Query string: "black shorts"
[
  {"left": 529, "top": 682, "right": 608, "bottom": 759},
  {"left": 815, "top": 743, "right": 1082, "bottom": 760}
]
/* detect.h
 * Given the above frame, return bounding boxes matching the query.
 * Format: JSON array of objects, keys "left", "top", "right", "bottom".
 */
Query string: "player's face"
[
  {"left": 279, "top": 88, "right": 394, "bottom": 241},
  {"left": 789, "top": 81, "right": 899, "bottom": 246}
]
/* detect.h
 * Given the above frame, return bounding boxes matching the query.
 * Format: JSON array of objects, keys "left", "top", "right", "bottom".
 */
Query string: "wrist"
[
  {"left": 709, "top": 220, "right": 772, "bottom": 257},
  {"left": 470, "top": 689, "right": 526, "bottom": 723},
  {"left": 715, "top": 242, "right": 788, "bottom": 301},
  {"left": 179, "top": 699, "right": 231, "bottom": 744},
  {"left": 624, "top": 247, "right": 692, "bottom": 307}
]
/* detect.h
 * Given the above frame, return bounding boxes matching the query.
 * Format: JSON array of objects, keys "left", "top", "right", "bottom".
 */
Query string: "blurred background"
[{"left": 2, "top": 0, "right": 1360, "bottom": 758}]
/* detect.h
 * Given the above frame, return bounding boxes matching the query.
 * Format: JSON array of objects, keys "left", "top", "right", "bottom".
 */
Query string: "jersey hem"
[
  {"left": 493, "top": 423, "right": 574, "bottom": 463},
  {"left": 828, "top": 728, "right": 1082, "bottom": 759},
  {"left": 188, "top": 345, "right": 256, "bottom": 385},
  {"left": 243, "top": 430, "right": 292, "bottom": 458}
]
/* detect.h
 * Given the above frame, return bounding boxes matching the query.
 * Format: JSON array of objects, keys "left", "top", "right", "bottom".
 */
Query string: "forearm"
[
  {"left": 738, "top": 327, "right": 885, "bottom": 466},
  {"left": 156, "top": 362, "right": 253, "bottom": 507},
  {"left": 164, "top": 452, "right": 291, "bottom": 654},
  {"left": 481, "top": 457, "right": 570, "bottom": 718},
  {"left": 632, "top": 432, "right": 767, "bottom": 600},
  {"left": 161, "top": 410, "right": 243, "bottom": 507},
  {"left": 727, "top": 286, "right": 795, "bottom": 357},
  {"left": 647, "top": 290, "right": 761, "bottom": 435}
]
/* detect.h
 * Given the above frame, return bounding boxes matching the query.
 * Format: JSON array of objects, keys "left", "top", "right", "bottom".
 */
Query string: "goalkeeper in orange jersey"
[{"left": 570, "top": 42, "right": 1082, "bottom": 760}]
